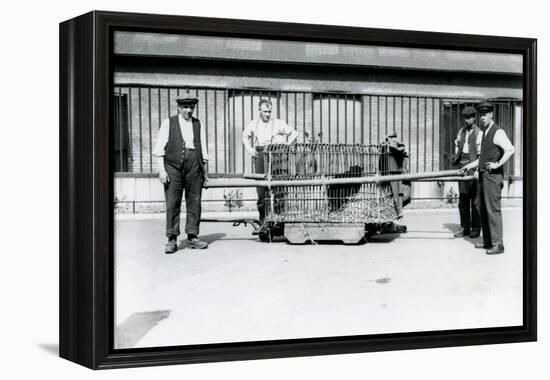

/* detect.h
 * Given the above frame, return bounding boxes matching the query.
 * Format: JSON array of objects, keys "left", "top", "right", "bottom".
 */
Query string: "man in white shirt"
[
  {"left": 453, "top": 106, "right": 482, "bottom": 238},
  {"left": 153, "top": 95, "right": 209, "bottom": 253},
  {"left": 242, "top": 98, "right": 298, "bottom": 224},
  {"left": 461, "top": 102, "right": 515, "bottom": 255}
]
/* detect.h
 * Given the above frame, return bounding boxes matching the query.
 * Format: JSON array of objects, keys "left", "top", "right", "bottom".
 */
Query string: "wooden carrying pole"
[
  {"left": 205, "top": 169, "right": 468, "bottom": 188},
  {"left": 414, "top": 176, "right": 475, "bottom": 182}
]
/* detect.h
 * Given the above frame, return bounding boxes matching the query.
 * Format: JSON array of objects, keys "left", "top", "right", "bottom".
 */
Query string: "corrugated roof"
[{"left": 114, "top": 31, "right": 522, "bottom": 75}]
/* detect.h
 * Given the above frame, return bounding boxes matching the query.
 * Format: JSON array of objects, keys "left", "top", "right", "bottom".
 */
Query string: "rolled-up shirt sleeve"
[
  {"left": 278, "top": 120, "right": 298, "bottom": 143},
  {"left": 242, "top": 120, "right": 255, "bottom": 150},
  {"left": 153, "top": 118, "right": 170, "bottom": 157},
  {"left": 200, "top": 123, "right": 209, "bottom": 161},
  {"left": 454, "top": 129, "right": 462, "bottom": 155},
  {"left": 280, "top": 120, "right": 292, "bottom": 135},
  {"left": 494, "top": 129, "right": 515, "bottom": 154}
]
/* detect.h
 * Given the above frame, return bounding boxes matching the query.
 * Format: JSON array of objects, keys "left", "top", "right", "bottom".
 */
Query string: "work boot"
[
  {"left": 486, "top": 245, "right": 505, "bottom": 255},
  {"left": 475, "top": 242, "right": 492, "bottom": 249},
  {"left": 469, "top": 229, "right": 481, "bottom": 238},
  {"left": 165, "top": 239, "right": 178, "bottom": 254},
  {"left": 454, "top": 230, "right": 470, "bottom": 238},
  {"left": 251, "top": 219, "right": 262, "bottom": 236},
  {"left": 187, "top": 237, "right": 209, "bottom": 249}
]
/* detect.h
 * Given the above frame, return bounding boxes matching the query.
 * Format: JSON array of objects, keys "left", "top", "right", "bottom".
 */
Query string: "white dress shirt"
[
  {"left": 242, "top": 118, "right": 298, "bottom": 154},
  {"left": 455, "top": 127, "right": 483, "bottom": 155},
  {"left": 483, "top": 122, "right": 514, "bottom": 153}
]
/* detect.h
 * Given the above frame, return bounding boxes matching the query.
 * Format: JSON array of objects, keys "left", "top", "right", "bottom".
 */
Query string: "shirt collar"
[
  {"left": 179, "top": 114, "right": 192, "bottom": 124},
  {"left": 484, "top": 121, "right": 495, "bottom": 133}
]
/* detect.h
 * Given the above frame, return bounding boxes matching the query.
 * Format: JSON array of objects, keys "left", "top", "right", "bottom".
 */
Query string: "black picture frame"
[{"left": 59, "top": 10, "right": 537, "bottom": 369}]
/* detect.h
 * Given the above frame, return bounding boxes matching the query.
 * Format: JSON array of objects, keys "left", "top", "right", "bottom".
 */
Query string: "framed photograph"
[{"left": 59, "top": 11, "right": 537, "bottom": 369}]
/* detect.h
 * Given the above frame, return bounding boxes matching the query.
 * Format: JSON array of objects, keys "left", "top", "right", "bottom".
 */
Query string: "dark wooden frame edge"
[{"left": 59, "top": 10, "right": 537, "bottom": 369}]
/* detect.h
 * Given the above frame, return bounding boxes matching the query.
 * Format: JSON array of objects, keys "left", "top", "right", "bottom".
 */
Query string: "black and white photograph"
[
  {"left": 5, "top": 0, "right": 548, "bottom": 377},
  {"left": 112, "top": 30, "right": 525, "bottom": 349}
]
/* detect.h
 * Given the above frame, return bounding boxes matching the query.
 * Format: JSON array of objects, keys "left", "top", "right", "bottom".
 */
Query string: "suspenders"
[{"left": 252, "top": 119, "right": 274, "bottom": 147}]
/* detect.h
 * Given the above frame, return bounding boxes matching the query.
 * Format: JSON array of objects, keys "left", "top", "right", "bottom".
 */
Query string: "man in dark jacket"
[
  {"left": 461, "top": 102, "right": 515, "bottom": 255},
  {"left": 153, "top": 95, "right": 209, "bottom": 253},
  {"left": 453, "top": 106, "right": 482, "bottom": 238}
]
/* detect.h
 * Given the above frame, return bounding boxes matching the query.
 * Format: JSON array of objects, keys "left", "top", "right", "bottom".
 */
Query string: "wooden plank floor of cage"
[{"left": 284, "top": 223, "right": 366, "bottom": 244}]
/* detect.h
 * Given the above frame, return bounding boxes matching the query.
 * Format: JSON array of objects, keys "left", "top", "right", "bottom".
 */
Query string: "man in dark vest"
[
  {"left": 453, "top": 106, "right": 482, "bottom": 238},
  {"left": 153, "top": 95, "right": 209, "bottom": 253},
  {"left": 460, "top": 102, "right": 515, "bottom": 255}
]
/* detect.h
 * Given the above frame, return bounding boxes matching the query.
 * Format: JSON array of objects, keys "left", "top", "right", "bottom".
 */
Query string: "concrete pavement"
[{"left": 114, "top": 208, "right": 523, "bottom": 348}]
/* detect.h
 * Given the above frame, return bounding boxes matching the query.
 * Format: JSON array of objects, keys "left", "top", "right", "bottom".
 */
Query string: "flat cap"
[
  {"left": 461, "top": 106, "right": 477, "bottom": 117},
  {"left": 477, "top": 102, "right": 494, "bottom": 113},
  {"left": 176, "top": 94, "right": 199, "bottom": 105}
]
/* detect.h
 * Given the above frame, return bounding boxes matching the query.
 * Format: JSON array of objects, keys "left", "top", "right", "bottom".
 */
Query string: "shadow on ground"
[
  {"left": 368, "top": 233, "right": 401, "bottom": 243},
  {"left": 286, "top": 239, "right": 368, "bottom": 246},
  {"left": 283, "top": 233, "right": 402, "bottom": 245},
  {"left": 115, "top": 310, "right": 170, "bottom": 349},
  {"left": 255, "top": 234, "right": 402, "bottom": 245},
  {"left": 38, "top": 343, "right": 58, "bottom": 356},
  {"left": 443, "top": 223, "right": 461, "bottom": 233},
  {"left": 443, "top": 222, "right": 482, "bottom": 246},
  {"left": 406, "top": 229, "right": 455, "bottom": 234},
  {"left": 178, "top": 233, "right": 227, "bottom": 249}
]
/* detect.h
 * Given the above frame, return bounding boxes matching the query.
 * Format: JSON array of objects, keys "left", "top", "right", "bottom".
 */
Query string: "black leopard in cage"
[{"left": 327, "top": 165, "right": 364, "bottom": 212}]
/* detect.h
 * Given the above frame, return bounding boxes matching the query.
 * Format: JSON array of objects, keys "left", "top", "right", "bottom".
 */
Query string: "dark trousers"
[
  {"left": 164, "top": 149, "right": 203, "bottom": 238},
  {"left": 476, "top": 172, "right": 504, "bottom": 246},
  {"left": 254, "top": 146, "right": 267, "bottom": 223},
  {"left": 457, "top": 156, "right": 481, "bottom": 233}
]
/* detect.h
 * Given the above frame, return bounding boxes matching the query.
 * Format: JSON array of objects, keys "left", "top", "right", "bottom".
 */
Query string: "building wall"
[
  {"left": 113, "top": 58, "right": 523, "bottom": 208},
  {"left": 114, "top": 86, "right": 444, "bottom": 175},
  {"left": 114, "top": 58, "right": 522, "bottom": 99},
  {"left": 114, "top": 31, "right": 523, "bottom": 76}
]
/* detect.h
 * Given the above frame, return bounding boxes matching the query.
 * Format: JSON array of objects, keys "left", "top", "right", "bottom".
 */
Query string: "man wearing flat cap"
[
  {"left": 153, "top": 94, "right": 209, "bottom": 253},
  {"left": 461, "top": 102, "right": 515, "bottom": 255},
  {"left": 242, "top": 98, "right": 299, "bottom": 226},
  {"left": 453, "top": 106, "right": 482, "bottom": 238}
]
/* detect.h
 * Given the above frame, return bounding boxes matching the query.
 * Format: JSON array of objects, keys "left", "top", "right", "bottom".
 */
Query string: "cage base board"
[{"left": 283, "top": 223, "right": 365, "bottom": 244}]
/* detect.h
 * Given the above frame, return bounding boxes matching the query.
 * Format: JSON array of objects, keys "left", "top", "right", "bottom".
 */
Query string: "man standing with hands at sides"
[
  {"left": 153, "top": 94, "right": 209, "bottom": 254},
  {"left": 453, "top": 106, "right": 482, "bottom": 238},
  {"left": 460, "top": 102, "right": 515, "bottom": 255},
  {"left": 242, "top": 98, "right": 299, "bottom": 225}
]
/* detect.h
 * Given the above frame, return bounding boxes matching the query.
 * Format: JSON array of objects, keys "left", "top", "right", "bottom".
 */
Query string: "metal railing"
[
  {"left": 113, "top": 84, "right": 446, "bottom": 176},
  {"left": 113, "top": 86, "right": 521, "bottom": 178}
]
